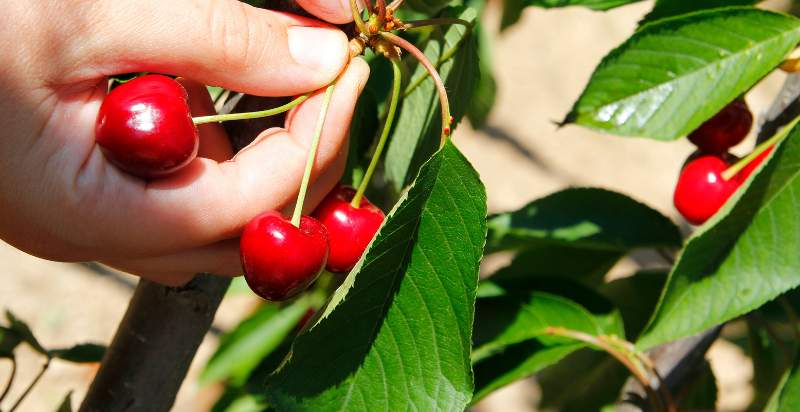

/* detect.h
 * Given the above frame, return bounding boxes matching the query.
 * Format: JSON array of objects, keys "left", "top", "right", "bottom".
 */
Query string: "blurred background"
[{"left": 0, "top": 0, "right": 794, "bottom": 410}]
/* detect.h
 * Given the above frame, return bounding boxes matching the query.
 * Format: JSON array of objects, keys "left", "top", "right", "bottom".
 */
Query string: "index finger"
[{"left": 296, "top": 0, "right": 358, "bottom": 24}]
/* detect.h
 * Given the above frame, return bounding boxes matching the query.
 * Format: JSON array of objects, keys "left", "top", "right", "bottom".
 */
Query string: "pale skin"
[{"left": 0, "top": 0, "right": 368, "bottom": 286}]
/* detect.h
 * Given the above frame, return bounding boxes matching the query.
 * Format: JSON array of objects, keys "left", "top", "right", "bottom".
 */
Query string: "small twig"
[
  {"left": 656, "top": 248, "right": 675, "bottom": 266},
  {"left": 546, "top": 327, "right": 665, "bottom": 412},
  {"left": 0, "top": 357, "right": 17, "bottom": 405},
  {"left": 605, "top": 335, "right": 677, "bottom": 412},
  {"left": 9, "top": 359, "right": 49, "bottom": 412}
]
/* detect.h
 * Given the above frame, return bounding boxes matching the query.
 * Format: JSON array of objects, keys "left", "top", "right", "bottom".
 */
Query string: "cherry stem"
[
  {"left": 721, "top": 115, "right": 799, "bottom": 180},
  {"left": 0, "top": 357, "right": 16, "bottom": 404},
  {"left": 192, "top": 94, "right": 310, "bottom": 125},
  {"left": 350, "top": 0, "right": 368, "bottom": 34},
  {"left": 9, "top": 359, "right": 49, "bottom": 412},
  {"left": 292, "top": 84, "right": 336, "bottom": 228},
  {"left": 380, "top": 32, "right": 452, "bottom": 146},
  {"left": 403, "top": 28, "right": 471, "bottom": 98},
  {"left": 375, "top": 0, "right": 387, "bottom": 27},
  {"left": 352, "top": 59, "right": 402, "bottom": 209},
  {"left": 545, "top": 327, "right": 667, "bottom": 412},
  {"left": 402, "top": 18, "right": 474, "bottom": 30}
]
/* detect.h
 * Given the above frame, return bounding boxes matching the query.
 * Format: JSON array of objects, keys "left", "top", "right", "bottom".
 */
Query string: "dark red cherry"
[
  {"left": 313, "top": 186, "right": 385, "bottom": 273},
  {"left": 96, "top": 74, "right": 199, "bottom": 178},
  {"left": 674, "top": 154, "right": 741, "bottom": 225},
  {"left": 738, "top": 145, "right": 775, "bottom": 182},
  {"left": 240, "top": 212, "right": 329, "bottom": 301},
  {"left": 688, "top": 99, "right": 753, "bottom": 153}
]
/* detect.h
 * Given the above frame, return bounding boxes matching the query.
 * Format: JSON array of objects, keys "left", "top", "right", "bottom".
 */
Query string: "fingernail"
[{"left": 288, "top": 26, "right": 347, "bottom": 76}]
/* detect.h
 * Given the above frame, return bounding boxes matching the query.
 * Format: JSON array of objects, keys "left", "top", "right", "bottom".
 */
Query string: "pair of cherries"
[
  {"left": 241, "top": 186, "right": 385, "bottom": 301},
  {"left": 674, "top": 99, "right": 772, "bottom": 225},
  {"left": 96, "top": 75, "right": 385, "bottom": 301}
]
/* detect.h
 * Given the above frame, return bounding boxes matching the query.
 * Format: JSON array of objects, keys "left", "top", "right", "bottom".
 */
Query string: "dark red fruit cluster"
[
  {"left": 96, "top": 75, "right": 198, "bottom": 178},
  {"left": 674, "top": 99, "right": 771, "bottom": 225},
  {"left": 240, "top": 186, "right": 385, "bottom": 301},
  {"left": 687, "top": 99, "right": 752, "bottom": 153}
]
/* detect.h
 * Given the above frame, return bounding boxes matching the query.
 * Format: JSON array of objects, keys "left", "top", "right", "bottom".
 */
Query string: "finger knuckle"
[{"left": 208, "top": 2, "right": 271, "bottom": 73}]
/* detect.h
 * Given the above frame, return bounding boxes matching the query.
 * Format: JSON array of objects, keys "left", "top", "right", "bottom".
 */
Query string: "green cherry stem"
[
  {"left": 402, "top": 18, "right": 474, "bottom": 30},
  {"left": 380, "top": 32, "right": 452, "bottom": 146},
  {"left": 402, "top": 28, "right": 471, "bottom": 98},
  {"left": 352, "top": 59, "right": 402, "bottom": 209},
  {"left": 721, "top": 115, "right": 799, "bottom": 181},
  {"left": 192, "top": 94, "right": 310, "bottom": 125},
  {"left": 545, "top": 327, "right": 666, "bottom": 412},
  {"left": 350, "top": 0, "right": 368, "bottom": 34},
  {"left": 292, "top": 84, "right": 336, "bottom": 228}
]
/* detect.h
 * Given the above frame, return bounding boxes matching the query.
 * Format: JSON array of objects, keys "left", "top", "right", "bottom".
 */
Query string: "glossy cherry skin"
[
  {"left": 674, "top": 154, "right": 741, "bottom": 225},
  {"left": 738, "top": 145, "right": 775, "bottom": 182},
  {"left": 313, "top": 186, "right": 385, "bottom": 273},
  {"left": 96, "top": 74, "right": 199, "bottom": 178},
  {"left": 240, "top": 212, "right": 329, "bottom": 301},
  {"left": 688, "top": 99, "right": 753, "bottom": 153}
]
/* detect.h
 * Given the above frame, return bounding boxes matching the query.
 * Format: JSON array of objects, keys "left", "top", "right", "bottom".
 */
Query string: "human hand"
[{"left": 0, "top": 0, "right": 369, "bottom": 285}]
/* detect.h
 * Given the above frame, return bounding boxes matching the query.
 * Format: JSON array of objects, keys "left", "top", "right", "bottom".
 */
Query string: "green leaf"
[
  {"left": 0, "top": 326, "right": 22, "bottom": 358},
  {"left": 638, "top": 123, "right": 800, "bottom": 349},
  {"left": 473, "top": 291, "right": 624, "bottom": 361},
  {"left": 484, "top": 244, "right": 622, "bottom": 290},
  {"left": 746, "top": 318, "right": 790, "bottom": 411},
  {"left": 599, "top": 270, "right": 668, "bottom": 339},
  {"left": 641, "top": 0, "right": 761, "bottom": 25},
  {"left": 472, "top": 341, "right": 580, "bottom": 403},
  {"left": 564, "top": 8, "right": 800, "bottom": 140},
  {"left": 201, "top": 297, "right": 313, "bottom": 386},
  {"left": 486, "top": 188, "right": 681, "bottom": 253},
  {"left": 467, "top": 25, "right": 497, "bottom": 129},
  {"left": 56, "top": 391, "right": 73, "bottom": 412},
  {"left": 265, "top": 142, "right": 487, "bottom": 411},
  {"left": 403, "top": 0, "right": 452, "bottom": 15},
  {"left": 5, "top": 310, "right": 47, "bottom": 355},
  {"left": 676, "top": 361, "right": 717, "bottom": 410},
  {"left": 765, "top": 354, "right": 800, "bottom": 412},
  {"left": 385, "top": 6, "right": 480, "bottom": 191},
  {"left": 472, "top": 282, "right": 624, "bottom": 401},
  {"left": 538, "top": 349, "right": 630, "bottom": 412},
  {"left": 501, "top": 0, "right": 644, "bottom": 30},
  {"left": 343, "top": 91, "right": 379, "bottom": 188},
  {"left": 49, "top": 343, "right": 106, "bottom": 363}
]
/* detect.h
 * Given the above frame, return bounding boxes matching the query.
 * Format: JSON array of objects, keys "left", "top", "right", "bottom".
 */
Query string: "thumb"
[{"left": 67, "top": 0, "right": 349, "bottom": 96}]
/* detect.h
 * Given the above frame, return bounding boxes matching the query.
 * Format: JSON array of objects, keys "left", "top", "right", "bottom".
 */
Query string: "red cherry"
[
  {"left": 313, "top": 186, "right": 385, "bottom": 273},
  {"left": 688, "top": 99, "right": 753, "bottom": 153},
  {"left": 738, "top": 145, "right": 775, "bottom": 182},
  {"left": 240, "top": 212, "right": 329, "bottom": 301},
  {"left": 674, "top": 154, "right": 740, "bottom": 225},
  {"left": 96, "top": 74, "right": 199, "bottom": 178}
]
